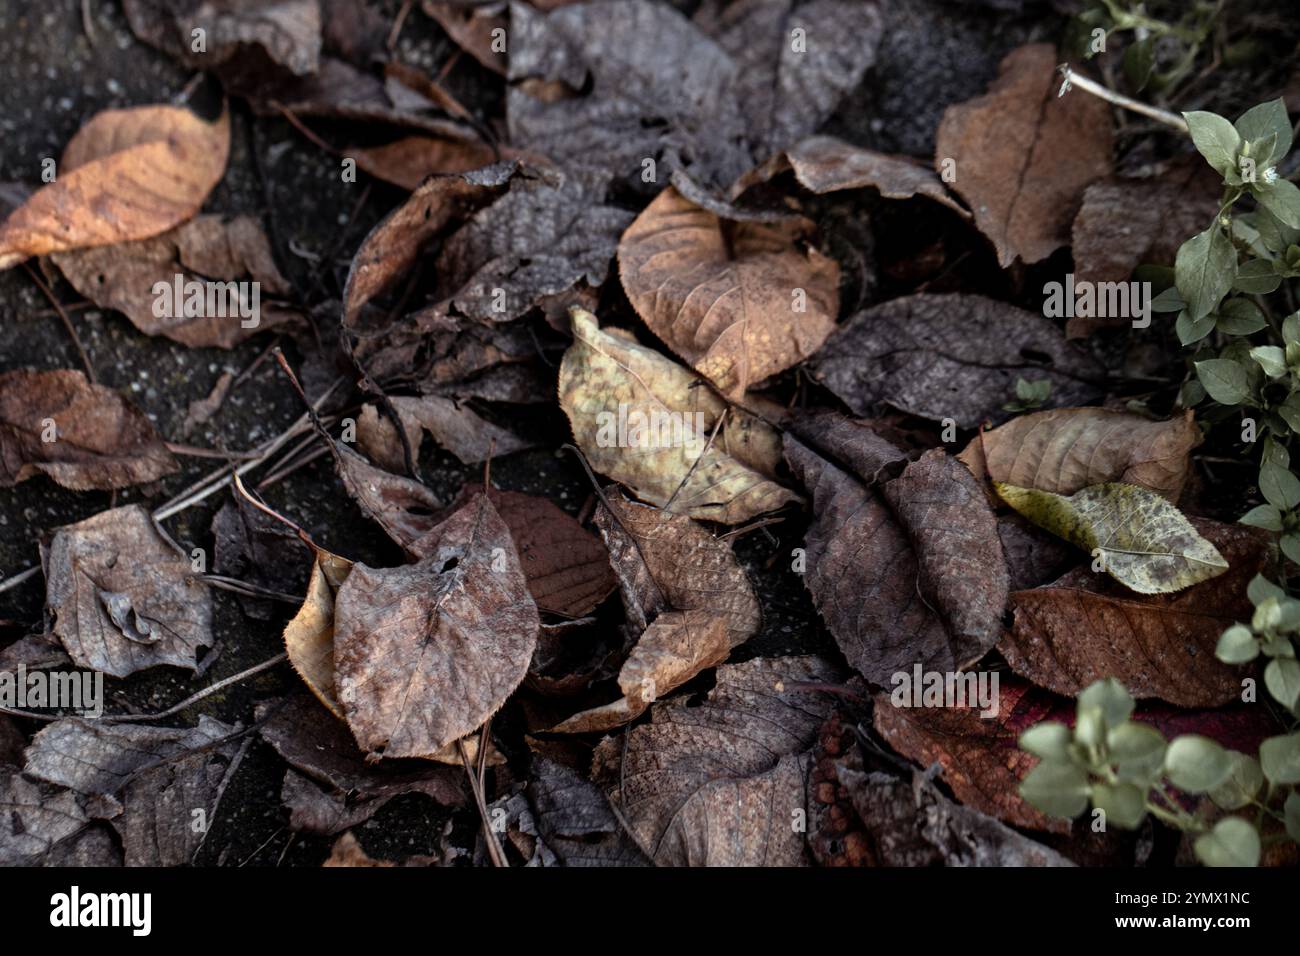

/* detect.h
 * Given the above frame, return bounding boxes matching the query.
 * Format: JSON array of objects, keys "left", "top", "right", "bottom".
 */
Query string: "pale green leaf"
[
  {"left": 1165, "top": 735, "right": 1233, "bottom": 793},
  {"left": 1019, "top": 761, "right": 1090, "bottom": 819},
  {"left": 1259, "top": 732, "right": 1300, "bottom": 785},
  {"left": 1194, "top": 817, "right": 1261, "bottom": 867},
  {"left": 1194, "top": 358, "right": 1249, "bottom": 405},
  {"left": 1183, "top": 111, "right": 1243, "bottom": 176}
]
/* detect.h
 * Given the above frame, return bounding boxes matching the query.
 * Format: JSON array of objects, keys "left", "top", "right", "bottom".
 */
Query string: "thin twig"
[
  {"left": 22, "top": 262, "right": 95, "bottom": 382},
  {"left": 1057, "top": 64, "right": 1189, "bottom": 133},
  {"left": 458, "top": 738, "right": 508, "bottom": 868},
  {"left": 0, "top": 565, "right": 41, "bottom": 595},
  {"left": 102, "top": 653, "right": 288, "bottom": 723}
]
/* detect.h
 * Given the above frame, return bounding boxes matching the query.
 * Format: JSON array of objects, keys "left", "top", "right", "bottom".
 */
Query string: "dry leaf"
[
  {"left": 0, "top": 105, "right": 230, "bottom": 269},
  {"left": 0, "top": 369, "right": 177, "bottom": 490},
  {"left": 559, "top": 308, "right": 798, "bottom": 525},
  {"left": 808, "top": 293, "right": 1103, "bottom": 428},
  {"left": 594, "top": 492, "right": 761, "bottom": 648},
  {"left": 959, "top": 407, "right": 1201, "bottom": 500},
  {"left": 529, "top": 756, "right": 649, "bottom": 866},
  {"left": 619, "top": 187, "right": 839, "bottom": 398},
  {"left": 0, "top": 770, "right": 89, "bottom": 865},
  {"left": 616, "top": 655, "right": 839, "bottom": 865},
  {"left": 122, "top": 0, "right": 323, "bottom": 76},
  {"left": 551, "top": 608, "right": 731, "bottom": 732},
  {"left": 351, "top": 136, "right": 501, "bottom": 190},
  {"left": 45, "top": 505, "right": 212, "bottom": 677},
  {"left": 355, "top": 395, "right": 538, "bottom": 468},
  {"left": 52, "top": 214, "right": 295, "bottom": 349},
  {"left": 994, "top": 481, "right": 1229, "bottom": 594},
  {"left": 212, "top": 494, "right": 311, "bottom": 621},
  {"left": 934, "top": 43, "right": 1112, "bottom": 266},
  {"left": 334, "top": 493, "right": 539, "bottom": 759},
  {"left": 785, "top": 415, "right": 1007, "bottom": 684},
  {"left": 1001, "top": 520, "right": 1266, "bottom": 707},
  {"left": 334, "top": 445, "right": 444, "bottom": 553}
]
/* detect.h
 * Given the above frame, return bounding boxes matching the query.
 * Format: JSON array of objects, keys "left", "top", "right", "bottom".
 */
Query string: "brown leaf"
[
  {"left": 616, "top": 655, "right": 840, "bottom": 865},
  {"left": 959, "top": 407, "right": 1201, "bottom": 500},
  {"left": 559, "top": 308, "right": 798, "bottom": 524},
  {"left": 45, "top": 505, "right": 212, "bottom": 677},
  {"left": 334, "top": 445, "right": 444, "bottom": 553},
  {"left": 421, "top": 1, "right": 509, "bottom": 75},
  {"left": 1000, "top": 520, "right": 1266, "bottom": 708},
  {"left": 618, "top": 187, "right": 839, "bottom": 398},
  {"left": 594, "top": 492, "right": 761, "bottom": 648},
  {"left": 342, "top": 162, "right": 525, "bottom": 324},
  {"left": 551, "top": 608, "right": 731, "bottom": 732},
  {"left": 350, "top": 136, "right": 502, "bottom": 191},
  {"left": 334, "top": 493, "right": 539, "bottom": 759},
  {"left": 872, "top": 679, "right": 1069, "bottom": 833},
  {"left": 529, "top": 756, "right": 649, "bottom": 866},
  {"left": 0, "top": 716, "right": 25, "bottom": 769},
  {"left": 457, "top": 484, "right": 616, "bottom": 618},
  {"left": 934, "top": 43, "right": 1112, "bottom": 266},
  {"left": 0, "top": 369, "right": 177, "bottom": 490},
  {"left": 807, "top": 293, "right": 1104, "bottom": 428},
  {"left": 51, "top": 214, "right": 295, "bottom": 349},
  {"left": 212, "top": 493, "right": 311, "bottom": 621},
  {"left": 0, "top": 105, "right": 230, "bottom": 269},
  {"left": 355, "top": 395, "right": 538, "bottom": 468},
  {"left": 784, "top": 415, "right": 1007, "bottom": 684},
  {"left": 122, "top": 0, "right": 323, "bottom": 76},
  {"left": 0, "top": 769, "right": 89, "bottom": 865},
  {"left": 997, "top": 513, "right": 1075, "bottom": 592},
  {"left": 738, "top": 134, "right": 968, "bottom": 216}
]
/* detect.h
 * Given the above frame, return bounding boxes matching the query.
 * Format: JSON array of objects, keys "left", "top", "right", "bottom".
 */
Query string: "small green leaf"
[
  {"left": 1019, "top": 761, "right": 1091, "bottom": 819},
  {"left": 1208, "top": 752, "right": 1264, "bottom": 810},
  {"left": 1107, "top": 721, "right": 1167, "bottom": 785},
  {"left": 1259, "top": 732, "right": 1300, "bottom": 785},
  {"left": 1250, "top": 344, "right": 1287, "bottom": 378},
  {"left": 1194, "top": 358, "right": 1249, "bottom": 405},
  {"left": 1216, "top": 624, "right": 1259, "bottom": 664},
  {"left": 1256, "top": 179, "right": 1300, "bottom": 230},
  {"left": 1019, "top": 721, "right": 1073, "bottom": 762},
  {"left": 1177, "top": 227, "right": 1237, "bottom": 320},
  {"left": 1239, "top": 504, "right": 1283, "bottom": 531},
  {"left": 1184, "top": 111, "right": 1244, "bottom": 176},
  {"left": 1165, "top": 735, "right": 1233, "bottom": 793},
  {"left": 1216, "top": 298, "right": 1267, "bottom": 335},
  {"left": 1122, "top": 37, "right": 1156, "bottom": 92},
  {"left": 1091, "top": 781, "right": 1146, "bottom": 829},
  {"left": 1177, "top": 311, "right": 1216, "bottom": 345},
  {"left": 994, "top": 481, "right": 1229, "bottom": 594},
  {"left": 1278, "top": 393, "right": 1300, "bottom": 434},
  {"left": 1235, "top": 98, "right": 1292, "bottom": 166},
  {"left": 1150, "top": 286, "right": 1185, "bottom": 313},
  {"left": 1078, "top": 677, "right": 1135, "bottom": 729},
  {"left": 1259, "top": 459, "right": 1300, "bottom": 509},
  {"left": 1285, "top": 791, "right": 1300, "bottom": 843},
  {"left": 1264, "top": 658, "right": 1300, "bottom": 711},
  {"left": 1248, "top": 574, "right": 1286, "bottom": 605},
  {"left": 1194, "top": 817, "right": 1261, "bottom": 867},
  {"left": 1283, "top": 533, "right": 1300, "bottom": 566},
  {"left": 1233, "top": 258, "right": 1281, "bottom": 294}
]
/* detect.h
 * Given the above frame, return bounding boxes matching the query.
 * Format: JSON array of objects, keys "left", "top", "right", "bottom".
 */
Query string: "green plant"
[
  {"left": 1018, "top": 678, "right": 1299, "bottom": 866},
  {"left": 1066, "top": 0, "right": 1222, "bottom": 93},
  {"left": 1002, "top": 377, "right": 1052, "bottom": 413}
]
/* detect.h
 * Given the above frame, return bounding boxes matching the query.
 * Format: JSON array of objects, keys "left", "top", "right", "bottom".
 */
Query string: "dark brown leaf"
[{"left": 355, "top": 395, "right": 539, "bottom": 468}]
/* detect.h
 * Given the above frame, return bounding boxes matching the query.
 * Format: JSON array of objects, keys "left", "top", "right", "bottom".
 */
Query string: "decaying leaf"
[
  {"left": 559, "top": 308, "right": 798, "bottom": 524},
  {"left": 784, "top": 414, "right": 1007, "bottom": 684},
  {"left": 0, "top": 105, "right": 230, "bottom": 270},
  {"left": 212, "top": 494, "right": 311, "bottom": 621},
  {"left": 122, "top": 0, "right": 323, "bottom": 76},
  {"left": 455, "top": 485, "right": 616, "bottom": 618},
  {"left": 334, "top": 493, "right": 539, "bottom": 759},
  {"left": 619, "top": 187, "right": 839, "bottom": 398},
  {"left": 24, "top": 715, "right": 239, "bottom": 866},
  {"left": 594, "top": 492, "right": 761, "bottom": 647},
  {"left": 334, "top": 445, "right": 444, "bottom": 553},
  {"left": 552, "top": 608, "right": 731, "bottom": 732},
  {"left": 283, "top": 543, "right": 355, "bottom": 718},
  {"left": 355, "top": 396, "right": 538, "bottom": 469},
  {"left": 934, "top": 43, "right": 1112, "bottom": 266},
  {"left": 45, "top": 505, "right": 212, "bottom": 677},
  {"left": 737, "top": 134, "right": 968, "bottom": 216},
  {"left": 0, "top": 770, "right": 89, "bottom": 865},
  {"left": 350, "top": 135, "right": 502, "bottom": 190},
  {"left": 808, "top": 294, "right": 1103, "bottom": 428},
  {"left": 995, "top": 481, "right": 1229, "bottom": 594},
  {"left": 1001, "top": 520, "right": 1266, "bottom": 707},
  {"left": 0, "top": 369, "right": 177, "bottom": 491},
  {"left": 873, "top": 679, "right": 1069, "bottom": 833},
  {"left": 51, "top": 214, "right": 295, "bottom": 349},
  {"left": 960, "top": 407, "right": 1201, "bottom": 500},
  {"left": 529, "top": 756, "right": 649, "bottom": 866},
  {"left": 617, "top": 655, "right": 840, "bottom": 865}
]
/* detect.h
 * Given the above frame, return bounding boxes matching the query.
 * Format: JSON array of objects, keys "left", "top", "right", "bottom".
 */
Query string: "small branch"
[
  {"left": 1057, "top": 64, "right": 1189, "bottom": 134},
  {"left": 103, "top": 653, "right": 288, "bottom": 723},
  {"left": 0, "top": 565, "right": 41, "bottom": 595},
  {"left": 22, "top": 262, "right": 95, "bottom": 382}
]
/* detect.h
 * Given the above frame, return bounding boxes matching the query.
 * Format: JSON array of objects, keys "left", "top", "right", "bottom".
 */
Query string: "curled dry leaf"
[
  {"left": 355, "top": 395, "right": 538, "bottom": 468},
  {"left": 45, "top": 505, "right": 212, "bottom": 678},
  {"left": 873, "top": 679, "right": 1069, "bottom": 833},
  {"left": 616, "top": 655, "right": 840, "bottom": 866},
  {"left": 1, "top": 369, "right": 177, "bottom": 491},
  {"left": 934, "top": 43, "right": 1112, "bottom": 267},
  {"left": 1001, "top": 520, "right": 1266, "bottom": 707},
  {"left": 24, "top": 715, "right": 239, "bottom": 866},
  {"left": 807, "top": 293, "right": 1103, "bottom": 428},
  {"left": 551, "top": 608, "right": 731, "bottom": 732},
  {"left": 559, "top": 308, "right": 798, "bottom": 525},
  {"left": 0, "top": 105, "right": 230, "bottom": 270},
  {"left": 737, "top": 134, "right": 967, "bottom": 216},
  {"left": 334, "top": 444, "right": 444, "bottom": 553},
  {"left": 455, "top": 484, "right": 616, "bottom": 618},
  {"left": 342, "top": 162, "right": 525, "bottom": 324},
  {"left": 959, "top": 407, "right": 1201, "bottom": 501},
  {"left": 122, "top": 0, "right": 323, "bottom": 76},
  {"left": 619, "top": 187, "right": 839, "bottom": 398},
  {"left": 594, "top": 491, "right": 761, "bottom": 648},
  {"left": 784, "top": 415, "right": 1007, "bottom": 685},
  {"left": 995, "top": 481, "right": 1229, "bottom": 594},
  {"left": 334, "top": 493, "right": 539, "bottom": 759},
  {"left": 51, "top": 214, "right": 295, "bottom": 349}
]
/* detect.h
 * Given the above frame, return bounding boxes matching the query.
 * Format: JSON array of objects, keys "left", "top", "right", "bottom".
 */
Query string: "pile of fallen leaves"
[{"left": 0, "top": 0, "right": 1295, "bottom": 868}]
